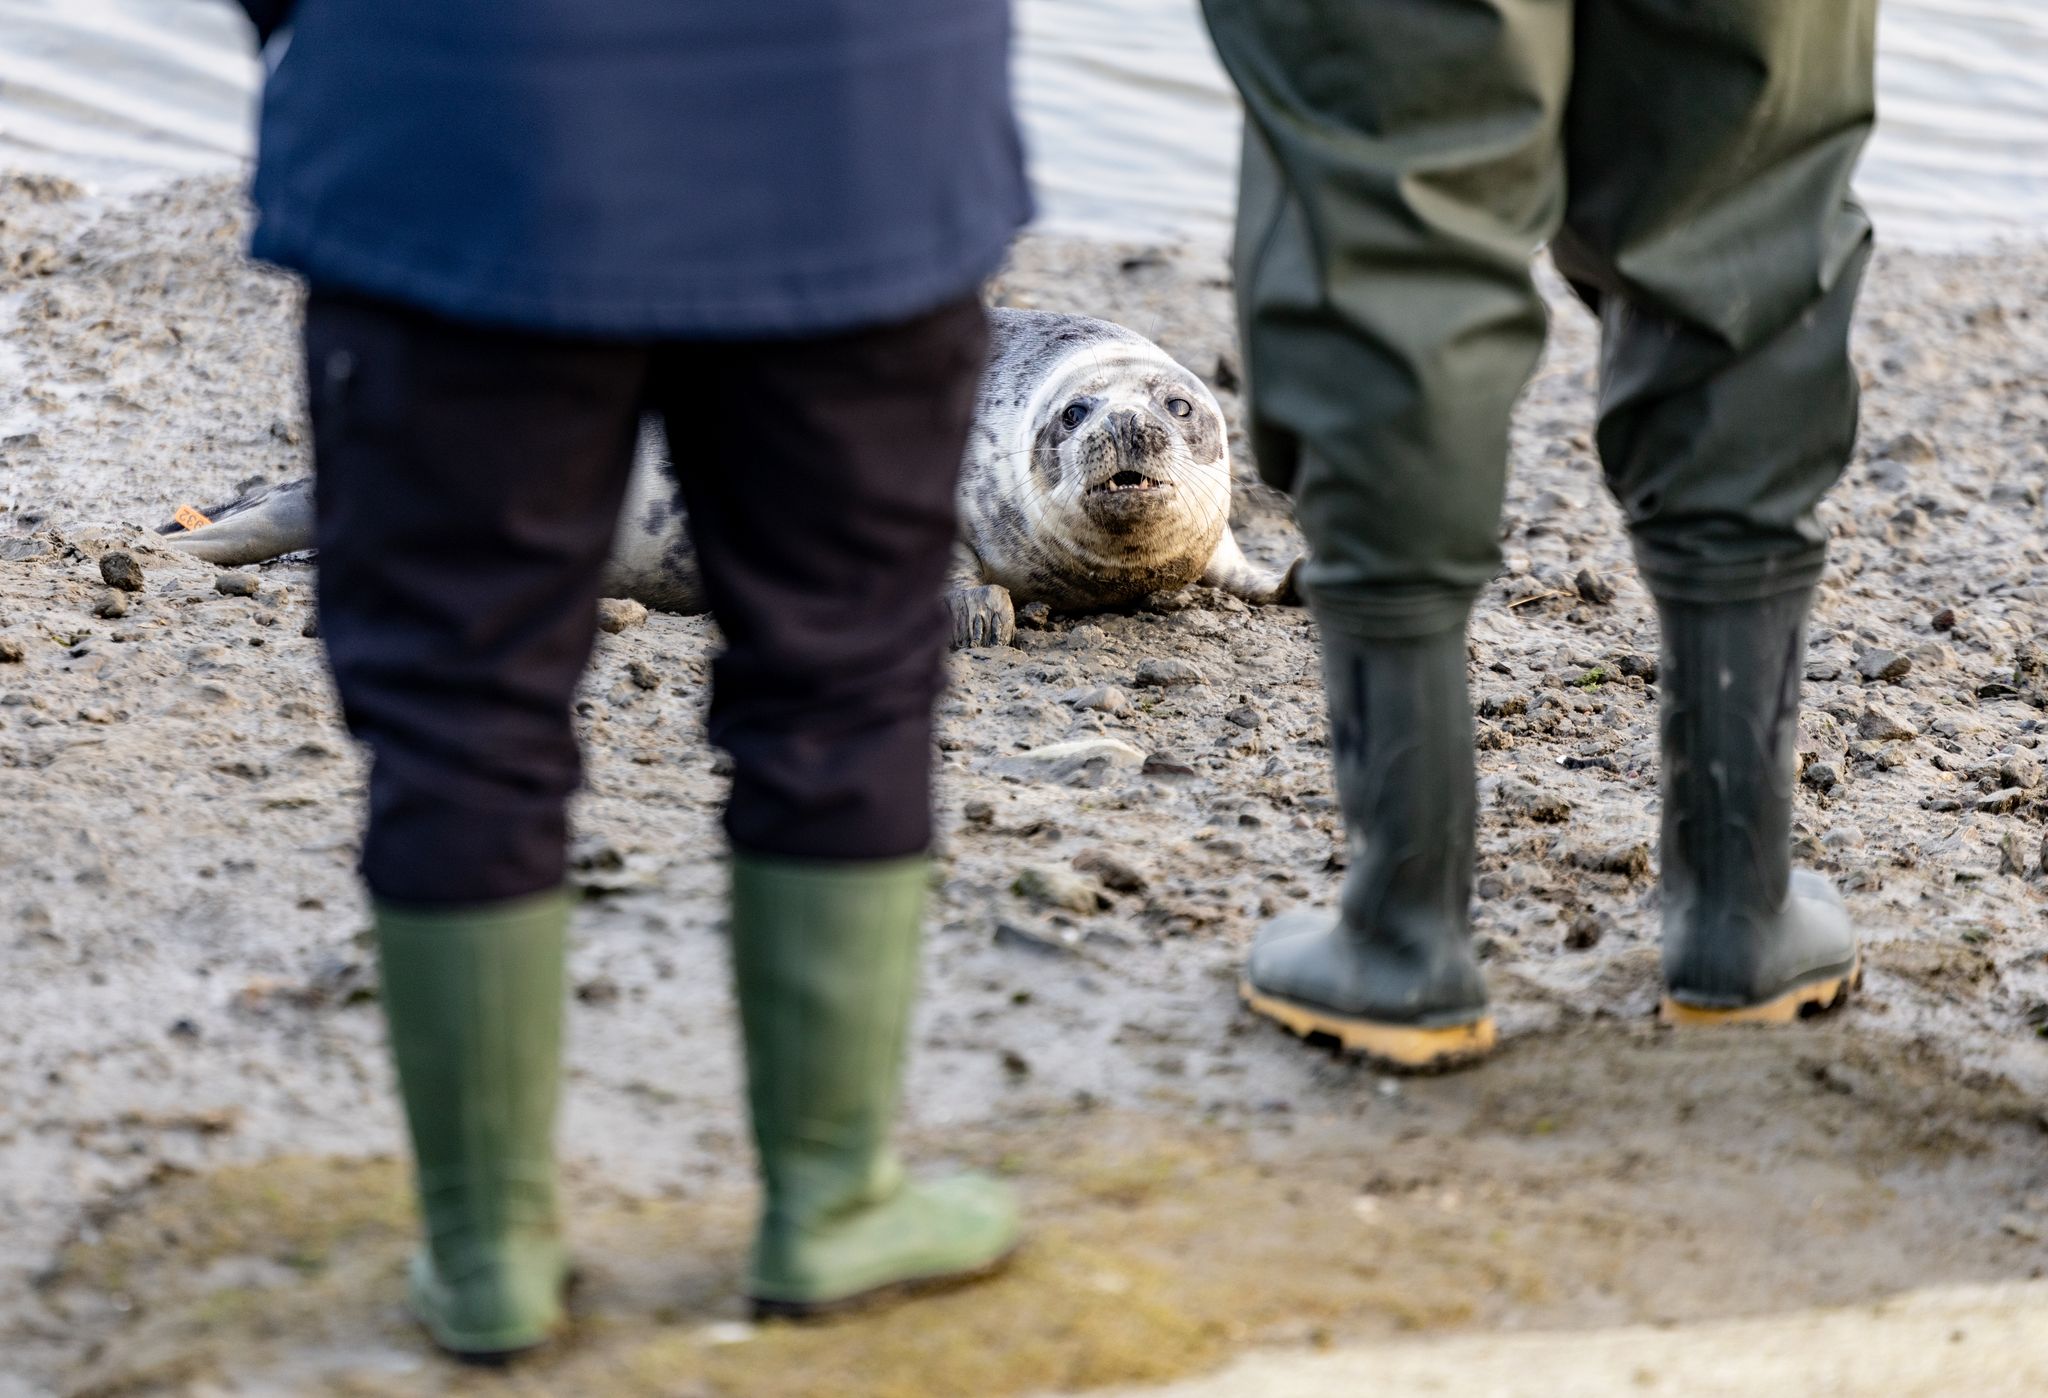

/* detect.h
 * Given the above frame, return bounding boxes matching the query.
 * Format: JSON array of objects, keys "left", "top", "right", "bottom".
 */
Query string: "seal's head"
[{"left": 1022, "top": 345, "right": 1232, "bottom": 565}]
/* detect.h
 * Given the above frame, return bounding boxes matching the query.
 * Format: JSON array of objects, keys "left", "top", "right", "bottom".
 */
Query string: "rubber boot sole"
[
  {"left": 749, "top": 1244, "right": 1020, "bottom": 1322},
  {"left": 1240, "top": 982, "right": 1497, "bottom": 1071},
  {"left": 1659, "top": 954, "right": 1863, "bottom": 1027}
]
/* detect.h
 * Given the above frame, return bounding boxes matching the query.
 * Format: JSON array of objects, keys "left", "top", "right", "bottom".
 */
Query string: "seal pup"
[{"left": 161, "top": 308, "right": 1296, "bottom": 646}]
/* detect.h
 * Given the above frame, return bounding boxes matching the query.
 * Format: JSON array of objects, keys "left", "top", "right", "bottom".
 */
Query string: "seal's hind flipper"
[
  {"left": 158, "top": 478, "right": 317, "bottom": 566},
  {"left": 1200, "top": 528, "right": 1300, "bottom": 606}
]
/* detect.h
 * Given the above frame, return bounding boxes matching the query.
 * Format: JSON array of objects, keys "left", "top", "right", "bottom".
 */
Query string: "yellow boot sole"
[
  {"left": 1659, "top": 955, "right": 1862, "bottom": 1027},
  {"left": 1240, "top": 982, "right": 1497, "bottom": 1071}
]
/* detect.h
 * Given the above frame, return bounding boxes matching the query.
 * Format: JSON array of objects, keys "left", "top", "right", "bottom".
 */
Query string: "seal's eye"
[
  {"left": 1061, "top": 402, "right": 1089, "bottom": 430},
  {"left": 1166, "top": 397, "right": 1193, "bottom": 418}
]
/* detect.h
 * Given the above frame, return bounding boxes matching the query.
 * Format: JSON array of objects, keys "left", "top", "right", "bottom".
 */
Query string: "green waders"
[
  {"left": 1202, "top": 0, "right": 1874, "bottom": 1050},
  {"left": 732, "top": 854, "right": 1019, "bottom": 1316},
  {"left": 377, "top": 891, "right": 571, "bottom": 1360}
]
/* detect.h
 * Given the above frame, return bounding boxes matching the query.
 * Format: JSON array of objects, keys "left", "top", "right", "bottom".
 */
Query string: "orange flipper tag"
[{"left": 173, "top": 504, "right": 212, "bottom": 531}]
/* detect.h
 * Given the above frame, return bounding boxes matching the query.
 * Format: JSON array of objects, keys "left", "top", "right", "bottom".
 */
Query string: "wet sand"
[{"left": 1, "top": 175, "right": 2045, "bottom": 1395}]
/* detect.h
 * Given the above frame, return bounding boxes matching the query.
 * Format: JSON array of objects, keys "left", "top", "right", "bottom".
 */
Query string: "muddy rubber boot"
[
  {"left": 376, "top": 890, "right": 571, "bottom": 1360},
  {"left": 732, "top": 854, "right": 1019, "bottom": 1318},
  {"left": 1242, "top": 620, "right": 1495, "bottom": 1070},
  {"left": 1656, "top": 588, "right": 1860, "bottom": 1024}
]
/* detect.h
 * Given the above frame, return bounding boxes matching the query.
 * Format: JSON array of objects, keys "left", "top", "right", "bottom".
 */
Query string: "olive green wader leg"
[
  {"left": 1241, "top": 617, "right": 1494, "bottom": 1068},
  {"left": 1201, "top": 0, "right": 1576, "bottom": 1066},
  {"left": 376, "top": 890, "right": 571, "bottom": 1360},
  {"left": 1552, "top": 0, "right": 1876, "bottom": 1021},
  {"left": 732, "top": 854, "right": 1018, "bottom": 1317}
]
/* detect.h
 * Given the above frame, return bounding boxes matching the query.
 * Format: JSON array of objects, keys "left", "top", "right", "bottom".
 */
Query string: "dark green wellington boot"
[
  {"left": 1242, "top": 620, "right": 1495, "bottom": 1070},
  {"left": 1656, "top": 587, "right": 1860, "bottom": 1025},
  {"left": 732, "top": 854, "right": 1019, "bottom": 1318},
  {"left": 376, "top": 890, "right": 572, "bottom": 1360}
]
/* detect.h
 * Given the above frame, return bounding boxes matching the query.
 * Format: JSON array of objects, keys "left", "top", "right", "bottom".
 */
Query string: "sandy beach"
[{"left": 2, "top": 174, "right": 2046, "bottom": 1395}]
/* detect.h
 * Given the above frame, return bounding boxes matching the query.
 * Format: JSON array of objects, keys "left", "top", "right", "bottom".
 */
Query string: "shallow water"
[{"left": 0, "top": 0, "right": 2044, "bottom": 250}]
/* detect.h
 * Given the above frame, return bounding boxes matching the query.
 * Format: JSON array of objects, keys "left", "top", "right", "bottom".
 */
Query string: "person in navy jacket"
[{"left": 233, "top": 0, "right": 1031, "bottom": 1357}]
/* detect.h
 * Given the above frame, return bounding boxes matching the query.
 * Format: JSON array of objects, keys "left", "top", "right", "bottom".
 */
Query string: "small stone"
[
  {"left": 1573, "top": 568, "right": 1615, "bottom": 606},
  {"left": 1563, "top": 913, "right": 1603, "bottom": 951},
  {"left": 1879, "top": 430, "right": 1936, "bottom": 464},
  {"left": 1014, "top": 864, "right": 1106, "bottom": 914},
  {"left": 1016, "top": 600, "right": 1054, "bottom": 629},
  {"left": 1802, "top": 760, "right": 1841, "bottom": 792},
  {"left": 596, "top": 597, "right": 648, "bottom": 634},
  {"left": 1497, "top": 779, "right": 1571, "bottom": 824},
  {"left": 214, "top": 571, "right": 260, "bottom": 598},
  {"left": 993, "top": 921, "right": 1074, "bottom": 958},
  {"left": 1999, "top": 832, "right": 2035, "bottom": 879},
  {"left": 0, "top": 537, "right": 51, "bottom": 562},
  {"left": 1141, "top": 753, "right": 1199, "bottom": 778},
  {"left": 962, "top": 799, "right": 995, "bottom": 828},
  {"left": 1225, "top": 705, "right": 1263, "bottom": 729},
  {"left": 1931, "top": 607, "right": 1957, "bottom": 632},
  {"left": 1857, "top": 704, "right": 1917, "bottom": 742},
  {"left": 1614, "top": 653, "right": 1658, "bottom": 684},
  {"left": 627, "top": 659, "right": 662, "bottom": 691},
  {"left": 2001, "top": 756, "right": 2043, "bottom": 791},
  {"left": 575, "top": 975, "right": 622, "bottom": 1006},
  {"left": 1066, "top": 685, "right": 1132, "bottom": 715},
  {"left": 300, "top": 615, "right": 319, "bottom": 639},
  {"left": 1475, "top": 873, "right": 1509, "bottom": 900},
  {"left": 1072, "top": 846, "right": 1148, "bottom": 893},
  {"left": 1854, "top": 648, "right": 1910, "bottom": 684},
  {"left": 0, "top": 636, "right": 22, "bottom": 663},
  {"left": 1134, "top": 657, "right": 1205, "bottom": 688},
  {"left": 98, "top": 550, "right": 145, "bottom": 592},
  {"left": 1000, "top": 737, "right": 1147, "bottom": 783},
  {"left": 92, "top": 590, "right": 128, "bottom": 619}
]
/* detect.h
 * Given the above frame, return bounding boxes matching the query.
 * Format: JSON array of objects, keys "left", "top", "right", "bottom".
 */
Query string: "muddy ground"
[{"left": 1, "top": 175, "right": 2045, "bottom": 1396}]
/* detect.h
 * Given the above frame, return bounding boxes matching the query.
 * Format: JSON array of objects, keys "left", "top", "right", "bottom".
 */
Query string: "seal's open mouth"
[{"left": 1091, "top": 470, "right": 1172, "bottom": 494}]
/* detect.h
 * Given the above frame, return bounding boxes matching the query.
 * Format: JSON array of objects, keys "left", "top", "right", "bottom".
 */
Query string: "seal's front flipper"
[
  {"left": 157, "top": 478, "right": 317, "bottom": 566},
  {"left": 945, "top": 545, "right": 1013, "bottom": 648},
  {"left": 1200, "top": 527, "right": 1300, "bottom": 606}
]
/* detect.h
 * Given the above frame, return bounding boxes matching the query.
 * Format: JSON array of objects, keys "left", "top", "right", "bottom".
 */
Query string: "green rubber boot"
[
  {"left": 375, "top": 890, "right": 571, "bottom": 1360},
  {"left": 732, "top": 854, "right": 1019, "bottom": 1317},
  {"left": 1243, "top": 618, "right": 1495, "bottom": 1070},
  {"left": 1656, "top": 588, "right": 1860, "bottom": 1024}
]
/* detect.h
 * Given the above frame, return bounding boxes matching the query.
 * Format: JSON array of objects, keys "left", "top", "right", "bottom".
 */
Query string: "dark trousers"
[{"left": 307, "top": 291, "right": 987, "bottom": 905}]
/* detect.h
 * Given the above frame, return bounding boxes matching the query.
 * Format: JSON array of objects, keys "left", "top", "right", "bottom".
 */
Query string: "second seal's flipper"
[
  {"left": 158, "top": 478, "right": 316, "bottom": 566},
  {"left": 1199, "top": 528, "right": 1300, "bottom": 606}
]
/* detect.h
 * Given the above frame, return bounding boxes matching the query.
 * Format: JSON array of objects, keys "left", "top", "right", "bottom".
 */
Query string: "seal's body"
[{"left": 162, "top": 309, "right": 1295, "bottom": 644}]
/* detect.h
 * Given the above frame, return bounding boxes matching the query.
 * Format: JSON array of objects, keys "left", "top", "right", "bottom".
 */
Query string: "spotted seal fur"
[{"left": 159, "top": 308, "right": 1297, "bottom": 646}]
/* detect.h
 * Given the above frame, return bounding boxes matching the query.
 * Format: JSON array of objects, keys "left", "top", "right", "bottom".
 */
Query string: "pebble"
[
  {"left": 2001, "top": 756, "right": 2043, "bottom": 791},
  {"left": 962, "top": 798, "right": 995, "bottom": 827},
  {"left": 1853, "top": 648, "right": 1911, "bottom": 684},
  {"left": 993, "top": 920, "right": 1076, "bottom": 958},
  {"left": 92, "top": 589, "right": 127, "bottom": 619},
  {"left": 1802, "top": 760, "right": 1842, "bottom": 792},
  {"left": 1857, "top": 704, "right": 1917, "bottom": 742},
  {"left": 1134, "top": 657, "right": 1205, "bottom": 687},
  {"left": 1563, "top": 912, "right": 1603, "bottom": 950},
  {"left": 0, "top": 636, "right": 22, "bottom": 663},
  {"left": 1014, "top": 863, "right": 1106, "bottom": 913},
  {"left": 596, "top": 597, "right": 649, "bottom": 634},
  {"left": 1574, "top": 568, "right": 1616, "bottom": 605},
  {"left": 1066, "top": 684, "right": 1132, "bottom": 715},
  {"left": 1072, "top": 846, "right": 1148, "bottom": 893},
  {"left": 627, "top": 659, "right": 662, "bottom": 691},
  {"left": 1931, "top": 607, "right": 1958, "bottom": 632},
  {"left": 1225, "top": 705, "right": 1263, "bottom": 729},
  {"left": 999, "top": 737, "right": 1146, "bottom": 782},
  {"left": 98, "top": 550, "right": 145, "bottom": 592},
  {"left": 1614, "top": 653, "right": 1658, "bottom": 683},
  {"left": 214, "top": 571, "right": 260, "bottom": 597},
  {"left": 1497, "top": 778, "right": 1571, "bottom": 824}
]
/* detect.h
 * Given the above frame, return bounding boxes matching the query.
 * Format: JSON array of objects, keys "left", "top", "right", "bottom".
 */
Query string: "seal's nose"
[{"left": 1104, "top": 409, "right": 1145, "bottom": 454}]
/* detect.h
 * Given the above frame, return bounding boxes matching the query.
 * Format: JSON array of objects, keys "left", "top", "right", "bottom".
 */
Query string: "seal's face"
[{"left": 1028, "top": 357, "right": 1232, "bottom": 558}]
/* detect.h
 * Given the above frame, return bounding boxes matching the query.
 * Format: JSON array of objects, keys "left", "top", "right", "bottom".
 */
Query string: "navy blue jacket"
[{"left": 243, "top": 3, "right": 1031, "bottom": 337}]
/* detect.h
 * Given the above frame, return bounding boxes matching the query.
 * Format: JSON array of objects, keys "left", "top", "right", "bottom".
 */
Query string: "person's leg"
[
  {"left": 1557, "top": 0, "right": 1875, "bottom": 1021},
  {"left": 308, "top": 291, "right": 645, "bottom": 1355},
  {"left": 649, "top": 295, "right": 1016, "bottom": 1316},
  {"left": 1200, "top": 0, "right": 1575, "bottom": 1067}
]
